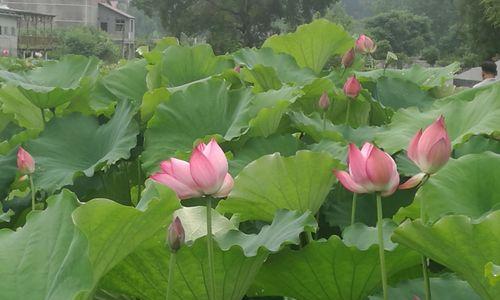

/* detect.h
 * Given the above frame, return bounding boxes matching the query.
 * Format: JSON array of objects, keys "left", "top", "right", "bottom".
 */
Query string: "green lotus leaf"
[
  {"left": 393, "top": 211, "right": 500, "bottom": 299},
  {"left": 308, "top": 140, "right": 348, "bottom": 162},
  {"left": 218, "top": 150, "right": 339, "bottom": 221},
  {"left": 26, "top": 101, "right": 139, "bottom": 192},
  {"left": 0, "top": 85, "right": 44, "bottom": 131},
  {"left": 485, "top": 262, "right": 500, "bottom": 286},
  {"left": 158, "top": 44, "right": 233, "bottom": 87},
  {"left": 0, "top": 190, "right": 93, "bottom": 299},
  {"left": 140, "top": 87, "right": 170, "bottom": 124},
  {"left": 376, "top": 83, "right": 500, "bottom": 153},
  {"left": 247, "top": 85, "right": 302, "bottom": 137},
  {"left": 102, "top": 59, "right": 148, "bottom": 103},
  {"left": 233, "top": 47, "right": 317, "bottom": 86},
  {"left": 251, "top": 223, "right": 420, "bottom": 300},
  {"left": 142, "top": 79, "right": 253, "bottom": 172},
  {"left": 263, "top": 19, "right": 353, "bottom": 74},
  {"left": 356, "top": 62, "right": 460, "bottom": 90},
  {"left": 0, "top": 149, "right": 16, "bottom": 200},
  {"left": 229, "top": 134, "right": 302, "bottom": 176},
  {"left": 289, "top": 111, "right": 382, "bottom": 145},
  {"left": 372, "top": 77, "right": 435, "bottom": 110},
  {"left": 100, "top": 210, "right": 315, "bottom": 300},
  {"left": 240, "top": 64, "right": 282, "bottom": 92},
  {"left": 0, "top": 55, "right": 100, "bottom": 108},
  {"left": 369, "top": 276, "right": 480, "bottom": 300},
  {"left": 454, "top": 135, "right": 500, "bottom": 157},
  {"left": 395, "top": 152, "right": 500, "bottom": 223}
]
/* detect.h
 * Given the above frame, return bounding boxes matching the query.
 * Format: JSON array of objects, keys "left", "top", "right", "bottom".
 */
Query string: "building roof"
[
  {"left": 98, "top": 2, "right": 135, "bottom": 19},
  {"left": 0, "top": 5, "right": 55, "bottom": 18}
]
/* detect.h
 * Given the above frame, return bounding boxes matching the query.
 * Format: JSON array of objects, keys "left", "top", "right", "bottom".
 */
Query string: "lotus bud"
[
  {"left": 334, "top": 143, "right": 400, "bottom": 197},
  {"left": 167, "top": 217, "right": 185, "bottom": 252},
  {"left": 400, "top": 115, "right": 452, "bottom": 189},
  {"left": 151, "top": 139, "right": 234, "bottom": 199},
  {"left": 318, "top": 91, "right": 330, "bottom": 110},
  {"left": 17, "top": 147, "right": 35, "bottom": 175},
  {"left": 355, "top": 34, "right": 377, "bottom": 54},
  {"left": 341, "top": 48, "right": 355, "bottom": 68},
  {"left": 2, "top": 49, "right": 9, "bottom": 56},
  {"left": 234, "top": 65, "right": 241, "bottom": 73},
  {"left": 343, "top": 76, "right": 361, "bottom": 98}
]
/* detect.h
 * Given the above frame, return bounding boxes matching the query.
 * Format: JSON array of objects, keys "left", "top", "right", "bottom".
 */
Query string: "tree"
[
  {"left": 364, "top": 11, "right": 433, "bottom": 57},
  {"left": 131, "top": 0, "right": 335, "bottom": 52}
]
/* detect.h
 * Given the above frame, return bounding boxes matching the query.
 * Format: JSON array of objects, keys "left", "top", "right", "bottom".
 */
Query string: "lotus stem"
[
  {"left": 350, "top": 193, "right": 358, "bottom": 225},
  {"left": 29, "top": 175, "right": 36, "bottom": 211},
  {"left": 376, "top": 193, "right": 388, "bottom": 300},
  {"left": 166, "top": 253, "right": 176, "bottom": 300},
  {"left": 206, "top": 198, "right": 216, "bottom": 300},
  {"left": 419, "top": 174, "right": 431, "bottom": 300},
  {"left": 345, "top": 100, "right": 351, "bottom": 125},
  {"left": 322, "top": 111, "right": 327, "bottom": 131}
]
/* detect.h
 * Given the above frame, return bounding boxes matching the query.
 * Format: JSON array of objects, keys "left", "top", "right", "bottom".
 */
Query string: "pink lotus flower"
[
  {"left": 151, "top": 139, "right": 234, "bottom": 199},
  {"left": 355, "top": 34, "right": 377, "bottom": 54},
  {"left": 334, "top": 143, "right": 399, "bottom": 196},
  {"left": 343, "top": 76, "right": 361, "bottom": 98},
  {"left": 318, "top": 91, "right": 330, "bottom": 110},
  {"left": 400, "top": 116, "right": 451, "bottom": 189},
  {"left": 341, "top": 48, "right": 355, "bottom": 68},
  {"left": 167, "top": 216, "right": 185, "bottom": 252},
  {"left": 17, "top": 147, "right": 35, "bottom": 175}
]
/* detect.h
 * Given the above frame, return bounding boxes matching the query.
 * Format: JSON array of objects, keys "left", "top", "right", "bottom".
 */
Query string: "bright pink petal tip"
[{"left": 399, "top": 173, "right": 426, "bottom": 190}]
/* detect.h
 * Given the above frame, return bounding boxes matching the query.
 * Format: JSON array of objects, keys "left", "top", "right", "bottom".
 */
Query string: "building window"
[
  {"left": 0, "top": 27, "right": 2, "bottom": 35},
  {"left": 130, "top": 19, "right": 134, "bottom": 33},
  {"left": 11, "top": 27, "right": 15, "bottom": 36},
  {"left": 100, "top": 22, "right": 108, "bottom": 32},
  {"left": 115, "top": 19, "right": 125, "bottom": 32}
]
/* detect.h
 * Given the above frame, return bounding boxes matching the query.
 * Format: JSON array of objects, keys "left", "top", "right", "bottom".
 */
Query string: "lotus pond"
[{"left": 0, "top": 19, "right": 499, "bottom": 300}]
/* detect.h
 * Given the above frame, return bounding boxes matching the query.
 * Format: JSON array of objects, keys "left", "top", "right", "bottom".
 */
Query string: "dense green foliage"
[
  {"left": 51, "top": 26, "right": 120, "bottom": 62},
  {"left": 0, "top": 19, "right": 499, "bottom": 299}
]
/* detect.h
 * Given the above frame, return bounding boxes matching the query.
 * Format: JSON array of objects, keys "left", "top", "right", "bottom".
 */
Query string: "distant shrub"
[
  {"left": 51, "top": 26, "right": 120, "bottom": 63},
  {"left": 422, "top": 47, "right": 439, "bottom": 66}
]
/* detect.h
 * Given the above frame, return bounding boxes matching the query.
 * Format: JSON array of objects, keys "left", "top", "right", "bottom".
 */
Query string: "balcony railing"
[{"left": 18, "top": 35, "right": 56, "bottom": 50}]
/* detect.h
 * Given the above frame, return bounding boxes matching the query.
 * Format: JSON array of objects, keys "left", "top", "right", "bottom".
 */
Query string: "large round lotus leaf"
[
  {"left": 356, "top": 62, "right": 460, "bottom": 90},
  {"left": 158, "top": 44, "right": 233, "bottom": 87},
  {"left": 218, "top": 150, "right": 339, "bottom": 221},
  {"left": 372, "top": 77, "right": 435, "bottom": 110},
  {"left": 0, "top": 187, "right": 180, "bottom": 300},
  {"left": 26, "top": 101, "right": 139, "bottom": 192},
  {"left": 369, "top": 276, "right": 480, "bottom": 300},
  {"left": 102, "top": 59, "right": 148, "bottom": 103},
  {"left": 251, "top": 223, "right": 420, "bottom": 300},
  {"left": 99, "top": 210, "right": 316, "bottom": 300},
  {"left": 0, "top": 55, "right": 100, "bottom": 108},
  {"left": 395, "top": 152, "right": 500, "bottom": 223},
  {"left": 229, "top": 134, "right": 302, "bottom": 176},
  {"left": 263, "top": 19, "right": 353, "bottom": 74},
  {"left": 454, "top": 135, "right": 500, "bottom": 157},
  {"left": 232, "top": 47, "right": 317, "bottom": 86},
  {"left": 376, "top": 83, "right": 500, "bottom": 153},
  {"left": 393, "top": 211, "right": 500, "bottom": 300},
  {"left": 142, "top": 79, "right": 253, "bottom": 172}
]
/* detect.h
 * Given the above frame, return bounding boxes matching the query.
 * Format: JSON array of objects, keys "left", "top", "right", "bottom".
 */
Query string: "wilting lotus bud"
[
  {"left": 167, "top": 217, "right": 185, "bottom": 252},
  {"left": 400, "top": 116, "right": 452, "bottom": 189},
  {"left": 355, "top": 35, "right": 377, "bottom": 54},
  {"left": 341, "top": 48, "right": 355, "bottom": 68},
  {"left": 334, "top": 143, "right": 400, "bottom": 197},
  {"left": 413, "top": 296, "right": 421, "bottom": 300},
  {"left": 2, "top": 49, "right": 9, "bottom": 56},
  {"left": 318, "top": 91, "right": 330, "bottom": 110},
  {"left": 343, "top": 76, "right": 361, "bottom": 98},
  {"left": 17, "top": 147, "right": 35, "bottom": 175},
  {"left": 234, "top": 65, "right": 241, "bottom": 73}
]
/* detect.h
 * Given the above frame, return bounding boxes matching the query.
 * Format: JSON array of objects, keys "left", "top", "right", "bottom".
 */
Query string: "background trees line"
[{"left": 129, "top": 0, "right": 499, "bottom": 67}]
